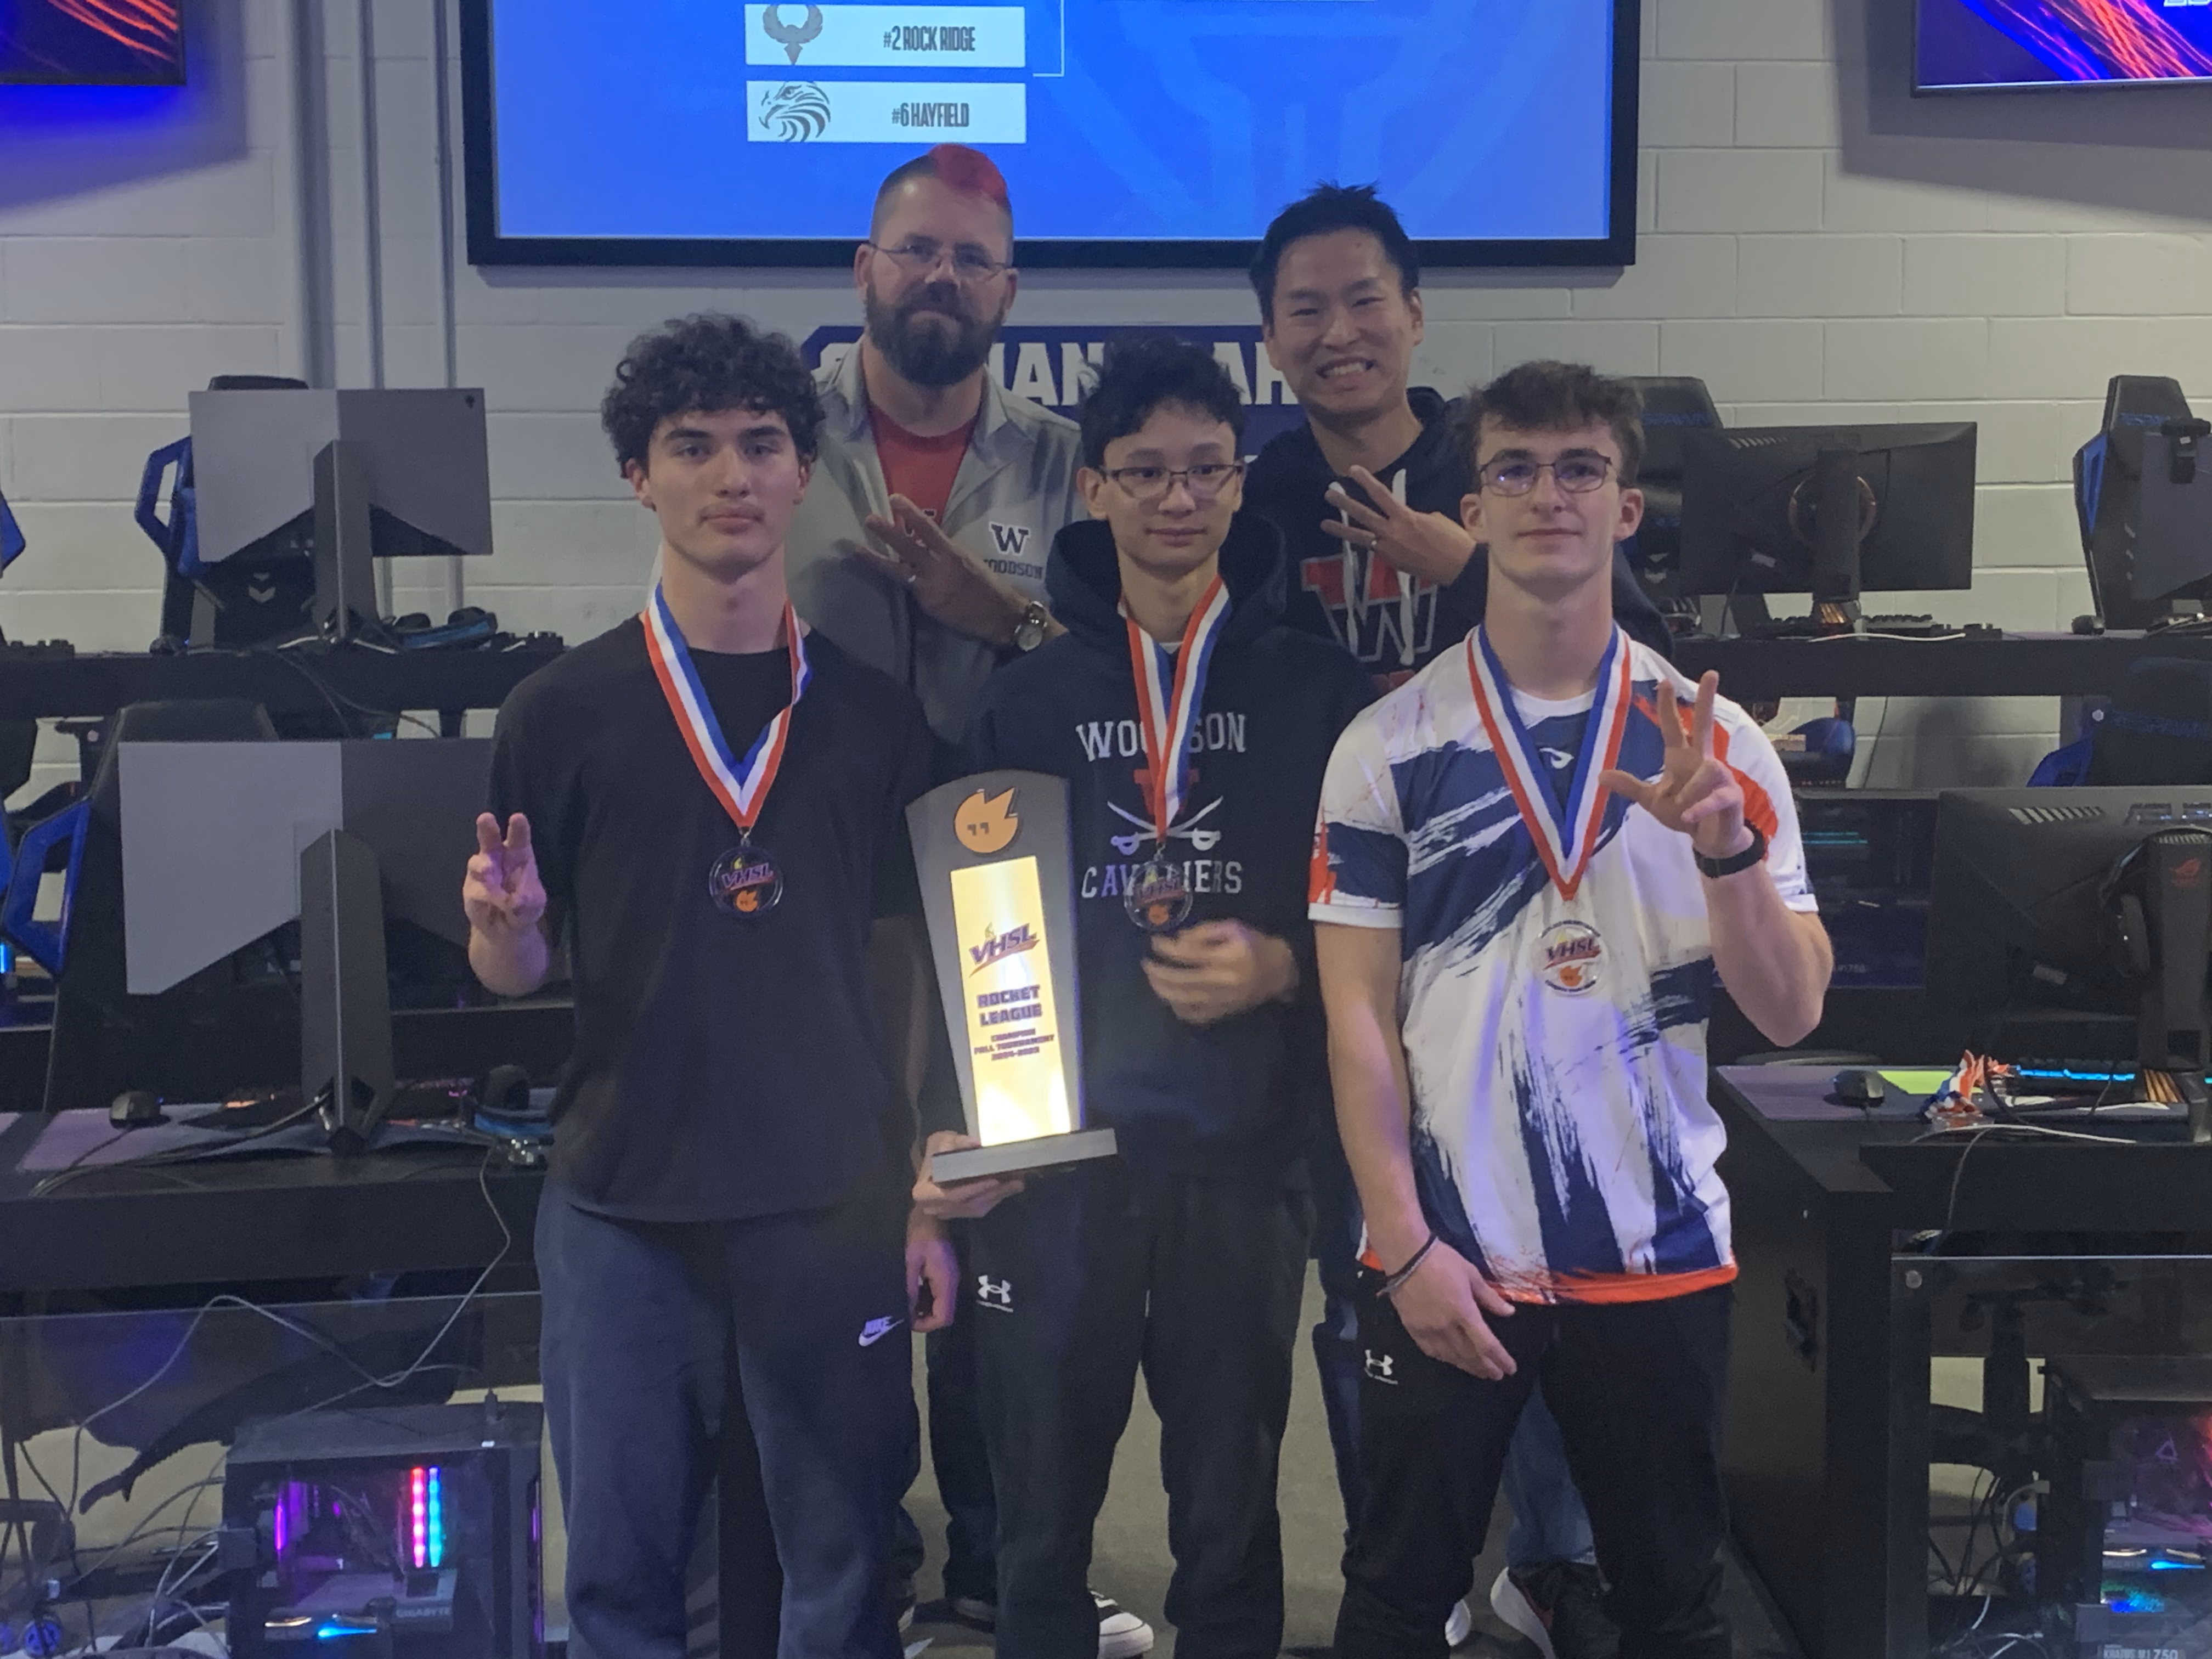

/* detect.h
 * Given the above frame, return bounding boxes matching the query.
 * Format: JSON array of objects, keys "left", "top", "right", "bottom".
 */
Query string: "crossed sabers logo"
[
  {"left": 761, "top": 3, "right": 823, "bottom": 63},
  {"left": 1107, "top": 795, "right": 1223, "bottom": 859},
  {"left": 976, "top": 1274, "right": 1014, "bottom": 1311}
]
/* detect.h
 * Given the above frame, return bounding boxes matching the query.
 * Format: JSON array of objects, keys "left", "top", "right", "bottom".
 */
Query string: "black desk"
[
  {"left": 0, "top": 1110, "right": 541, "bottom": 1297},
  {"left": 1674, "top": 630, "right": 2212, "bottom": 700},
  {"left": 1712, "top": 1066, "right": 2212, "bottom": 1659},
  {"left": 0, "top": 641, "right": 562, "bottom": 721}
]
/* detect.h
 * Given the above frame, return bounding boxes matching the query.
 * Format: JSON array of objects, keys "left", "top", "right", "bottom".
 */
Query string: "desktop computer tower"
[
  {"left": 223, "top": 1401, "right": 543, "bottom": 1657},
  {"left": 2040, "top": 1356, "right": 2212, "bottom": 1659}
]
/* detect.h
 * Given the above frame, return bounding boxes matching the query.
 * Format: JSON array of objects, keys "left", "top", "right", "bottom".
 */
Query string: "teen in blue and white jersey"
[
  {"left": 1312, "top": 621, "right": 1814, "bottom": 1302},
  {"left": 1313, "top": 362, "right": 1832, "bottom": 1659}
]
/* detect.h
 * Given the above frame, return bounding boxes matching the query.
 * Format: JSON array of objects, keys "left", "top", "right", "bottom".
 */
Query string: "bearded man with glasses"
[{"left": 787, "top": 144, "right": 1082, "bottom": 747}]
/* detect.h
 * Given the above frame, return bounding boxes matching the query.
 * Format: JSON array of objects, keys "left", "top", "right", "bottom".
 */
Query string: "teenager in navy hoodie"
[{"left": 940, "top": 337, "right": 1371, "bottom": 1658}]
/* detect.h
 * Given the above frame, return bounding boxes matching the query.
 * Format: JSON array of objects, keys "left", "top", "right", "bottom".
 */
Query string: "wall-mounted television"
[
  {"left": 0, "top": 0, "right": 184, "bottom": 86},
  {"left": 1916, "top": 0, "right": 2212, "bottom": 92},
  {"left": 460, "top": 0, "right": 1640, "bottom": 269}
]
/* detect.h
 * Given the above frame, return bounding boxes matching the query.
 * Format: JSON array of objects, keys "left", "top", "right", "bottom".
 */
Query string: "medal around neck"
[
  {"left": 1124, "top": 857, "right": 1192, "bottom": 934},
  {"left": 907, "top": 770, "right": 1116, "bottom": 1183},
  {"left": 641, "top": 585, "right": 808, "bottom": 921},
  {"left": 1121, "top": 575, "right": 1230, "bottom": 932}
]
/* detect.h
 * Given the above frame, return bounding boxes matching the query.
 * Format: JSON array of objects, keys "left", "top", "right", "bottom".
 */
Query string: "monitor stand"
[{"left": 299, "top": 826, "right": 396, "bottom": 1153}]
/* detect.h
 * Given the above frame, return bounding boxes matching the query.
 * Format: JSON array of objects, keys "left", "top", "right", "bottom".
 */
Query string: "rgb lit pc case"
[
  {"left": 223, "top": 1401, "right": 543, "bottom": 1657},
  {"left": 2040, "top": 1357, "right": 2212, "bottom": 1659}
]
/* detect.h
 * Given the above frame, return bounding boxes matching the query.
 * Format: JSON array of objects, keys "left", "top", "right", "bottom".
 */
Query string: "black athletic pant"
[
  {"left": 970, "top": 1160, "right": 1312, "bottom": 1659},
  {"left": 537, "top": 1180, "right": 911, "bottom": 1659},
  {"left": 1333, "top": 1276, "right": 1735, "bottom": 1659}
]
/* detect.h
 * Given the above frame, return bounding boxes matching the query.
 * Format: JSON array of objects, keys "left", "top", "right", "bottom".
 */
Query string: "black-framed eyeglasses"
[
  {"left": 1103, "top": 461, "right": 1245, "bottom": 502},
  {"left": 865, "top": 238, "right": 1013, "bottom": 283},
  {"left": 1479, "top": 453, "right": 1615, "bottom": 496}
]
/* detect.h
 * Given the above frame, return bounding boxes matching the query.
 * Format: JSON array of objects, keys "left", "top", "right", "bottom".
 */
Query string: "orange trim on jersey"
[
  {"left": 1632, "top": 687, "right": 1781, "bottom": 842},
  {"left": 1307, "top": 810, "right": 1337, "bottom": 906},
  {"left": 1353, "top": 1246, "right": 1737, "bottom": 1306}
]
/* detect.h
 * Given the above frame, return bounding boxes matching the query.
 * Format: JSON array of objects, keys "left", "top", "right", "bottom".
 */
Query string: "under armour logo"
[
  {"left": 977, "top": 1275, "right": 1013, "bottom": 1311},
  {"left": 1363, "top": 1348, "right": 1398, "bottom": 1384}
]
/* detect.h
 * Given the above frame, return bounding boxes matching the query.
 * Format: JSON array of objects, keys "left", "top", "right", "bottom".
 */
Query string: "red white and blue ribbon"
[
  {"left": 641, "top": 584, "right": 809, "bottom": 835},
  {"left": 1466, "top": 623, "right": 1633, "bottom": 902},
  {"left": 1123, "top": 575, "right": 1232, "bottom": 845}
]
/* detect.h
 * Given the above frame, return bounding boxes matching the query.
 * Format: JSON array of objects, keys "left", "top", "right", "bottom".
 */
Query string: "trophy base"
[{"left": 932, "top": 1127, "right": 1118, "bottom": 1183}]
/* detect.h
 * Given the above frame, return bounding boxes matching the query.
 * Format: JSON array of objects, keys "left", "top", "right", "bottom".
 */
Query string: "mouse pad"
[{"left": 1720, "top": 1066, "right": 1937, "bottom": 1122}]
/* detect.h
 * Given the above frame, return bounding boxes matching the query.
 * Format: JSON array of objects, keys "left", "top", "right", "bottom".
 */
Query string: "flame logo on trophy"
[
  {"left": 761, "top": 4, "right": 824, "bottom": 64},
  {"left": 956, "top": 788, "right": 1020, "bottom": 855}
]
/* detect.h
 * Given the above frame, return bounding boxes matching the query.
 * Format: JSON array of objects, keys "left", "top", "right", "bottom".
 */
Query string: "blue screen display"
[
  {"left": 475, "top": 0, "right": 1629, "bottom": 258},
  {"left": 1917, "top": 0, "right": 2212, "bottom": 90}
]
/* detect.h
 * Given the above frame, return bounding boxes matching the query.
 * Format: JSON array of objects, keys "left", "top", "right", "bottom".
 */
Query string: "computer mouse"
[
  {"left": 1830, "top": 1068, "right": 1887, "bottom": 1109},
  {"left": 109, "top": 1089, "right": 165, "bottom": 1129}
]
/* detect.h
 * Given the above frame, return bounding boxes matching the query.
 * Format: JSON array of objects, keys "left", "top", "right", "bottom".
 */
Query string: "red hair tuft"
[{"left": 927, "top": 144, "right": 1008, "bottom": 208}]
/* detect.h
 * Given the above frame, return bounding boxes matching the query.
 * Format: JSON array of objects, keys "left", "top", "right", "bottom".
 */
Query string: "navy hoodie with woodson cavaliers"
[{"left": 960, "top": 513, "right": 1373, "bottom": 1184}]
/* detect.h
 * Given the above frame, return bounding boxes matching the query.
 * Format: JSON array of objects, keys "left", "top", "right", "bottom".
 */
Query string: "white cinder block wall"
[{"left": 3, "top": 0, "right": 2210, "bottom": 810}]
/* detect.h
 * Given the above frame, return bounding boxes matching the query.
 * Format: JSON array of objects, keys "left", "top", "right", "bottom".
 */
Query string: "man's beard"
[{"left": 865, "top": 280, "right": 1001, "bottom": 388}]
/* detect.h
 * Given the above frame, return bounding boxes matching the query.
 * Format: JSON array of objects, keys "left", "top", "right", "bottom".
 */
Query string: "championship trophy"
[{"left": 907, "top": 771, "right": 1116, "bottom": 1182}]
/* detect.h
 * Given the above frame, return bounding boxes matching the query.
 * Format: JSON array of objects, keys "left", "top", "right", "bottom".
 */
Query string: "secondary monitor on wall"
[
  {"left": 0, "top": 0, "right": 185, "bottom": 85},
  {"left": 459, "top": 0, "right": 1640, "bottom": 268},
  {"left": 1916, "top": 0, "right": 2212, "bottom": 92}
]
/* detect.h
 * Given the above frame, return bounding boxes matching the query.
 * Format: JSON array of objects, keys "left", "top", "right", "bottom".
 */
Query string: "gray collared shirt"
[{"left": 787, "top": 343, "right": 1088, "bottom": 741}]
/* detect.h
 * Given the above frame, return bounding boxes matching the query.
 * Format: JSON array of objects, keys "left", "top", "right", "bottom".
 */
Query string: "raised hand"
[
  {"left": 859, "top": 493, "right": 1038, "bottom": 647},
  {"left": 912, "top": 1130, "right": 1026, "bottom": 1221},
  {"left": 1323, "top": 466, "right": 1477, "bottom": 587},
  {"left": 464, "top": 812, "right": 547, "bottom": 938},
  {"left": 1598, "top": 671, "right": 1749, "bottom": 860}
]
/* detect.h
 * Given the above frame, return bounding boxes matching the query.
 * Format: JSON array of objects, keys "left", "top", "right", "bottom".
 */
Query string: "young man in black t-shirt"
[{"left": 465, "top": 314, "right": 950, "bottom": 1659}]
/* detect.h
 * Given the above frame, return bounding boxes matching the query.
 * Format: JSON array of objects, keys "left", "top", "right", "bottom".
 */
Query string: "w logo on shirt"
[{"left": 989, "top": 522, "right": 1034, "bottom": 560}]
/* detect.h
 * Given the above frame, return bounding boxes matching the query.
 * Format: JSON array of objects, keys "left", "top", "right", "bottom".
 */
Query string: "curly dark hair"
[
  {"left": 1462, "top": 360, "right": 1645, "bottom": 488},
  {"left": 1249, "top": 183, "right": 1417, "bottom": 325},
  {"left": 600, "top": 314, "right": 822, "bottom": 476},
  {"left": 1077, "top": 336, "right": 1245, "bottom": 469}
]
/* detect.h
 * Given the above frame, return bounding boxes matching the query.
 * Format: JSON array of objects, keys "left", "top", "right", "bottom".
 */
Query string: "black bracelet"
[
  {"left": 1379, "top": 1232, "right": 1440, "bottom": 1297},
  {"left": 1695, "top": 821, "right": 1768, "bottom": 881}
]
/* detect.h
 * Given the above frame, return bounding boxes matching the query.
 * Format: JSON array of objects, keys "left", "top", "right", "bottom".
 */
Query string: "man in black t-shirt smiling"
[{"left": 465, "top": 314, "right": 949, "bottom": 1659}]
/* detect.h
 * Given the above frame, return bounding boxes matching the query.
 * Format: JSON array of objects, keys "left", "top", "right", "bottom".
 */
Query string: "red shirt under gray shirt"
[{"left": 785, "top": 344, "right": 1088, "bottom": 742}]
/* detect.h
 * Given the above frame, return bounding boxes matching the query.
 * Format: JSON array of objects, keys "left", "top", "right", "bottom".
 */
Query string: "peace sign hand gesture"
[
  {"left": 1598, "top": 671, "right": 1750, "bottom": 860},
  {"left": 464, "top": 812, "right": 547, "bottom": 938}
]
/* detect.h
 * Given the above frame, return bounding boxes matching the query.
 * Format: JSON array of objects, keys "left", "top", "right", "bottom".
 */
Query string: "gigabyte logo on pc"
[{"left": 758, "top": 83, "right": 831, "bottom": 140}]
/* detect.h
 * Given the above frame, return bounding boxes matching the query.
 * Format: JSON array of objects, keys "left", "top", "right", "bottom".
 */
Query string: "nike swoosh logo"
[{"left": 858, "top": 1317, "right": 904, "bottom": 1347}]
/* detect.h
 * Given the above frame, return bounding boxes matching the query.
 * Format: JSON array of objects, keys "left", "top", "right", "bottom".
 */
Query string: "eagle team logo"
[
  {"left": 956, "top": 787, "right": 1020, "bottom": 855},
  {"left": 761, "top": 3, "right": 823, "bottom": 63},
  {"left": 1536, "top": 920, "right": 1606, "bottom": 995},
  {"left": 758, "top": 82, "right": 831, "bottom": 140}
]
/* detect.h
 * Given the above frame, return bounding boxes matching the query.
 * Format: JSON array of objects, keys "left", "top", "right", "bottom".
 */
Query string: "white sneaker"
[
  {"left": 1444, "top": 1596, "right": 1475, "bottom": 1648},
  {"left": 1094, "top": 1590, "right": 1155, "bottom": 1658},
  {"left": 1489, "top": 1567, "right": 1558, "bottom": 1659}
]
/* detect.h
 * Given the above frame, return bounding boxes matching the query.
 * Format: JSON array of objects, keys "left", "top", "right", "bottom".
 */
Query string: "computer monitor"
[
  {"left": 1621, "top": 376, "right": 1722, "bottom": 599},
  {"left": 186, "top": 387, "right": 495, "bottom": 644},
  {"left": 1925, "top": 789, "right": 2212, "bottom": 1115},
  {"left": 1677, "top": 422, "right": 1978, "bottom": 627},
  {"left": 46, "top": 733, "right": 495, "bottom": 1144}
]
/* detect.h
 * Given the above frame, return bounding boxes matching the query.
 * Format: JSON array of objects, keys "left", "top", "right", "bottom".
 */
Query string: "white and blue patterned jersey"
[{"left": 1309, "top": 629, "right": 1816, "bottom": 1305}]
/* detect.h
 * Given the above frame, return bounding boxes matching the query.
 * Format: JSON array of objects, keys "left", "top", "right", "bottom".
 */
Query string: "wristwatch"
[
  {"left": 1695, "top": 821, "right": 1768, "bottom": 880},
  {"left": 1010, "top": 600, "right": 1052, "bottom": 653}
]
